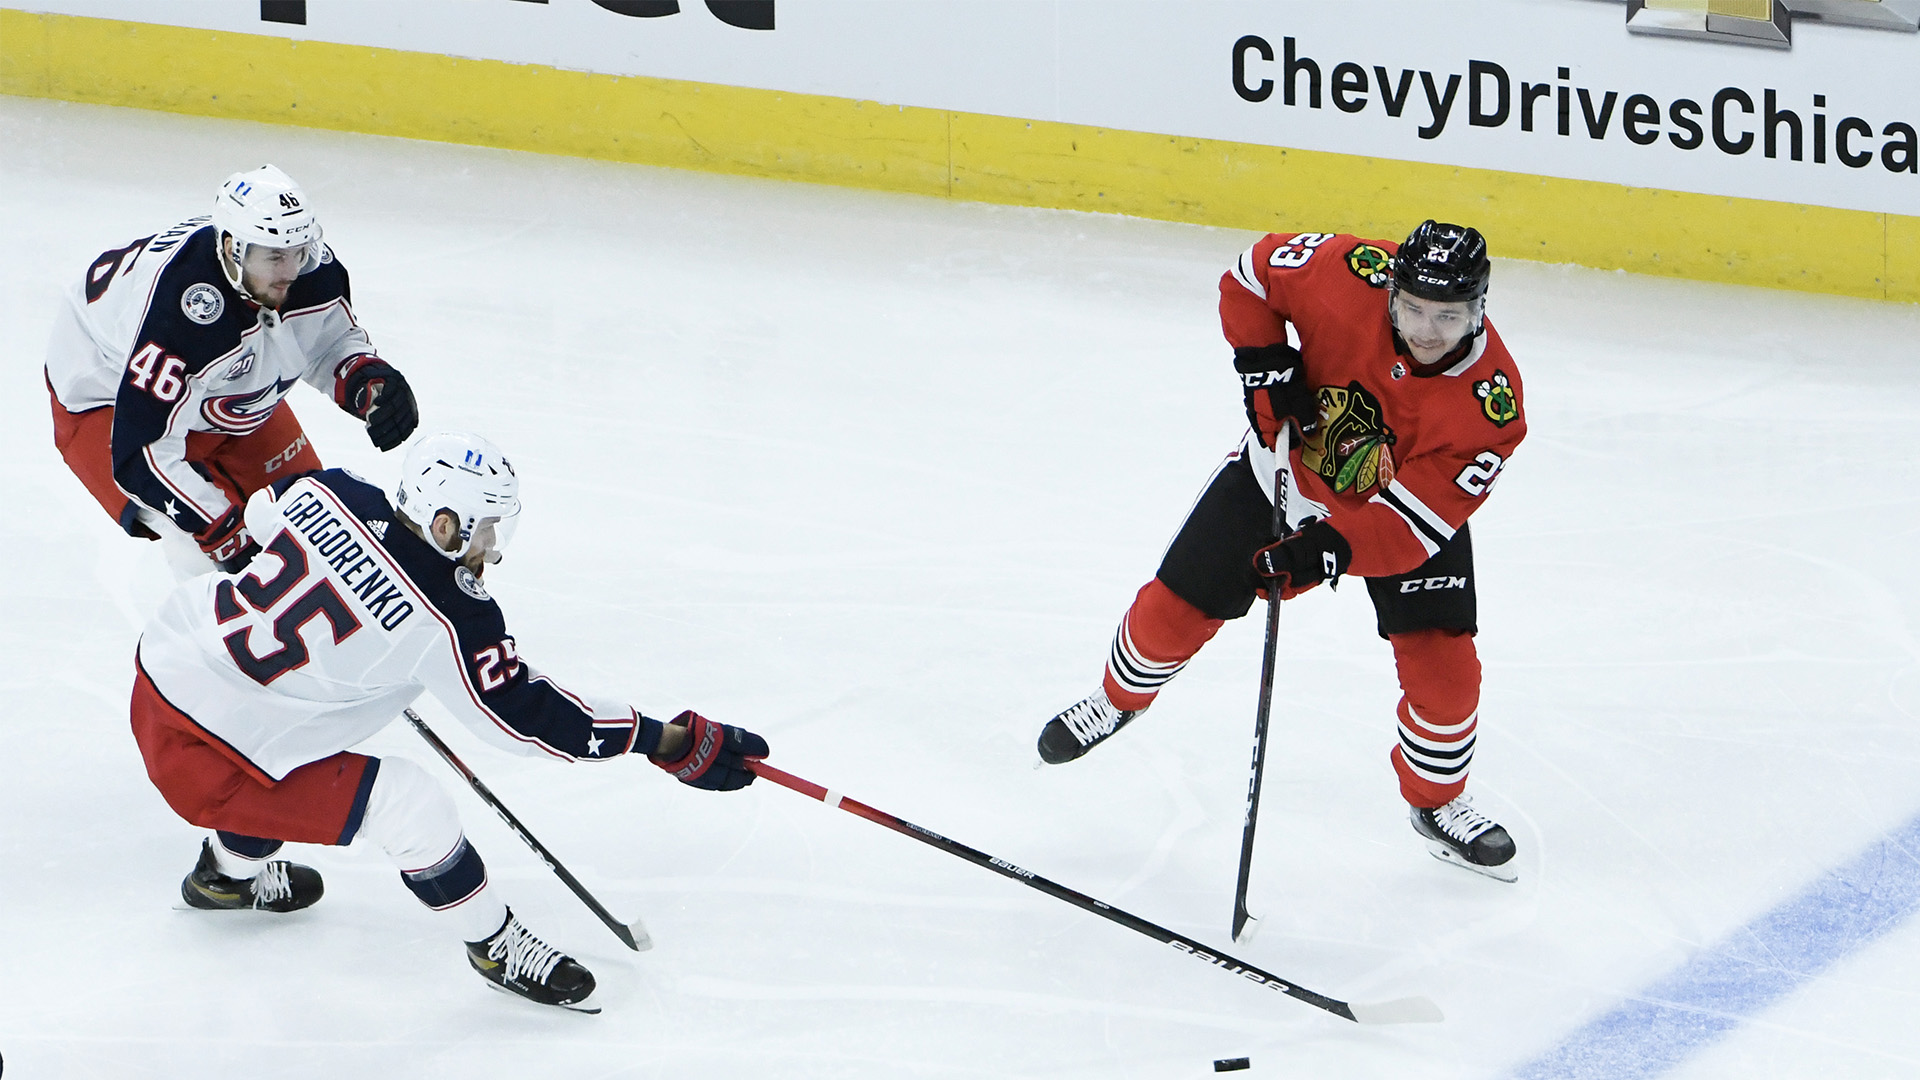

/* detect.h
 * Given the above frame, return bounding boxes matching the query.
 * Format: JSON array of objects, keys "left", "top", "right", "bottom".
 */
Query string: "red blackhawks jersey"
[{"left": 1220, "top": 231, "right": 1526, "bottom": 579}]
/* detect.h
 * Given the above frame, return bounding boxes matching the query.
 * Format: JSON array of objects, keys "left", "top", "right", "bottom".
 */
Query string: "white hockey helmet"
[
  {"left": 395, "top": 433, "right": 522, "bottom": 564},
  {"left": 212, "top": 164, "right": 324, "bottom": 295}
]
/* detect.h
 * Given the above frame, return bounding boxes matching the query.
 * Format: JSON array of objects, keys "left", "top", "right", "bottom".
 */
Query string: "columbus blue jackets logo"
[
  {"left": 201, "top": 376, "right": 298, "bottom": 434},
  {"left": 1473, "top": 370, "right": 1518, "bottom": 427},
  {"left": 181, "top": 283, "right": 225, "bottom": 325},
  {"left": 454, "top": 565, "right": 490, "bottom": 601}
]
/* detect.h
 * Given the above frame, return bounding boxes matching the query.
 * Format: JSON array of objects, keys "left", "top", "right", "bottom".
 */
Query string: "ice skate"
[
  {"left": 467, "top": 909, "right": 599, "bottom": 1012},
  {"left": 1410, "top": 796, "right": 1517, "bottom": 882},
  {"left": 1037, "top": 688, "right": 1143, "bottom": 764},
  {"left": 180, "top": 839, "right": 325, "bottom": 912}
]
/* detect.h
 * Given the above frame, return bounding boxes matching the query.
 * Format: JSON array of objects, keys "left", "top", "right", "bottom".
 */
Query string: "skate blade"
[
  {"left": 482, "top": 979, "right": 602, "bottom": 1014},
  {"left": 1424, "top": 842, "right": 1519, "bottom": 883},
  {"left": 170, "top": 901, "right": 307, "bottom": 914}
]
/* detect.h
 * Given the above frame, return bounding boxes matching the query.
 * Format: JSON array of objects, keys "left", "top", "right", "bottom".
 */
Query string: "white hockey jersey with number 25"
[{"left": 135, "top": 469, "right": 655, "bottom": 782}]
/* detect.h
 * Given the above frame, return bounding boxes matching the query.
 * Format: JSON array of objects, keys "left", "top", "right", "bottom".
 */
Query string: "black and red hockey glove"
[
  {"left": 1234, "top": 343, "right": 1318, "bottom": 450},
  {"left": 195, "top": 505, "right": 260, "bottom": 573},
  {"left": 337, "top": 356, "right": 418, "bottom": 452},
  {"left": 1252, "top": 518, "right": 1351, "bottom": 599},
  {"left": 650, "top": 710, "right": 769, "bottom": 792}
]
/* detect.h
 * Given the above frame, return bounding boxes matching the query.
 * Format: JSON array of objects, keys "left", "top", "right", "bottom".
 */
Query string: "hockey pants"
[
  {"left": 131, "top": 660, "right": 507, "bottom": 939},
  {"left": 1100, "top": 449, "right": 1482, "bottom": 808}
]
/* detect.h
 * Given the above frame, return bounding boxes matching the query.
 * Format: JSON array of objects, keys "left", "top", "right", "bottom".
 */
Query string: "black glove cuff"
[{"left": 1232, "top": 343, "right": 1301, "bottom": 374}]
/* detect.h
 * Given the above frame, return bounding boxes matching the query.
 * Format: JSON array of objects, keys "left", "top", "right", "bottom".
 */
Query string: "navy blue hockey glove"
[
  {"left": 339, "top": 358, "right": 418, "bottom": 452},
  {"left": 195, "top": 505, "right": 260, "bottom": 573},
  {"left": 651, "top": 711, "right": 769, "bottom": 792},
  {"left": 1234, "top": 343, "right": 1317, "bottom": 449},
  {"left": 1252, "top": 518, "right": 1351, "bottom": 599}
]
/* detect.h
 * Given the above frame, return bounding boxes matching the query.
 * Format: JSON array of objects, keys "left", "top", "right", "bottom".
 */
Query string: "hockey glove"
[
  {"left": 340, "top": 358, "right": 418, "bottom": 452},
  {"left": 196, "top": 505, "right": 261, "bottom": 573},
  {"left": 650, "top": 710, "right": 769, "bottom": 792},
  {"left": 1234, "top": 343, "right": 1318, "bottom": 449},
  {"left": 1252, "top": 518, "right": 1351, "bottom": 599}
]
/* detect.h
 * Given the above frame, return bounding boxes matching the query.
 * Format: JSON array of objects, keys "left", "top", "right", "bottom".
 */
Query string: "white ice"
[{"left": 4, "top": 95, "right": 1920, "bottom": 1079}]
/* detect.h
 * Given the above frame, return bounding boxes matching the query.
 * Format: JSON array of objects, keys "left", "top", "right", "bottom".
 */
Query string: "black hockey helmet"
[{"left": 1391, "top": 220, "right": 1490, "bottom": 304}]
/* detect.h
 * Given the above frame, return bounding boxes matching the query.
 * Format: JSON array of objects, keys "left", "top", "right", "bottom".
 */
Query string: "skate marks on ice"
[{"left": 1509, "top": 806, "right": 1920, "bottom": 1079}]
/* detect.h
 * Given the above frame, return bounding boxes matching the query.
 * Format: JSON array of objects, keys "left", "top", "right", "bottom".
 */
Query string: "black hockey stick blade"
[
  {"left": 750, "top": 760, "right": 1442, "bottom": 1024},
  {"left": 1232, "top": 909, "right": 1260, "bottom": 946},
  {"left": 405, "top": 709, "right": 653, "bottom": 952}
]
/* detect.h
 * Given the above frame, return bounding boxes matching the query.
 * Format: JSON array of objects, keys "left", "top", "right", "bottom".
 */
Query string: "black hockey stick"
[
  {"left": 749, "top": 759, "right": 1441, "bottom": 1024},
  {"left": 1232, "top": 458, "right": 1290, "bottom": 944},
  {"left": 403, "top": 708, "right": 652, "bottom": 952}
]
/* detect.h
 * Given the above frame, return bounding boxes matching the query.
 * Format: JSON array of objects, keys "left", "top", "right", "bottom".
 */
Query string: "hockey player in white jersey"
[
  {"left": 129, "top": 433, "right": 769, "bottom": 1010},
  {"left": 45, "top": 164, "right": 419, "bottom": 575}
]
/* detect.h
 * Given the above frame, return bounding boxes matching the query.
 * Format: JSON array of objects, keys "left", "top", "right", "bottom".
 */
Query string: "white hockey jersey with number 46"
[
  {"left": 44, "top": 218, "right": 377, "bottom": 538},
  {"left": 135, "top": 469, "right": 652, "bottom": 783}
]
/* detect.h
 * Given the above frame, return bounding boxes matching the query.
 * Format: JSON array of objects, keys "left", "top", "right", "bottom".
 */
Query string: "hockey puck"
[{"left": 1213, "top": 1058, "right": 1250, "bottom": 1072}]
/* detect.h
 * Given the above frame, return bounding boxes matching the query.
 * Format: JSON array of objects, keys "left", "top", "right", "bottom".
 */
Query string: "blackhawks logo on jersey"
[
  {"left": 1473, "top": 370, "right": 1518, "bottom": 427},
  {"left": 1345, "top": 243, "right": 1392, "bottom": 288},
  {"left": 1302, "top": 381, "right": 1397, "bottom": 494}
]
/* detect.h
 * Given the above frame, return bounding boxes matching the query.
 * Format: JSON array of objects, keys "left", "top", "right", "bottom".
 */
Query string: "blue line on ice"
[{"left": 1511, "top": 810, "right": 1920, "bottom": 1079}]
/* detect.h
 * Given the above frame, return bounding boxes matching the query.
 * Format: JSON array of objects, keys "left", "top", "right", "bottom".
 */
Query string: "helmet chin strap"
[
  {"left": 218, "top": 234, "right": 276, "bottom": 307},
  {"left": 217, "top": 234, "right": 247, "bottom": 295}
]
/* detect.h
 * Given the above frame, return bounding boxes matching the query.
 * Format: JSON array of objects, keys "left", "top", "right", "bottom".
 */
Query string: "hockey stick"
[
  {"left": 403, "top": 708, "right": 652, "bottom": 952},
  {"left": 1232, "top": 455, "right": 1290, "bottom": 945},
  {"left": 748, "top": 759, "right": 1441, "bottom": 1025}
]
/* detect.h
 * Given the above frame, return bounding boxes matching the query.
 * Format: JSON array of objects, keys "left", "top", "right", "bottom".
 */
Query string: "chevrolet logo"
[{"left": 1624, "top": 0, "right": 1919, "bottom": 48}]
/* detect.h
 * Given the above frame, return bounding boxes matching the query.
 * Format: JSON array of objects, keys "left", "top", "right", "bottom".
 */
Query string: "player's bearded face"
[
  {"left": 1391, "top": 293, "right": 1479, "bottom": 366},
  {"left": 238, "top": 243, "right": 306, "bottom": 309}
]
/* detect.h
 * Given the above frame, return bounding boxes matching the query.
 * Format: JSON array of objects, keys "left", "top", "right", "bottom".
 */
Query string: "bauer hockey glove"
[
  {"left": 338, "top": 357, "right": 419, "bottom": 452},
  {"left": 1252, "top": 518, "right": 1351, "bottom": 599},
  {"left": 650, "top": 710, "right": 769, "bottom": 792},
  {"left": 1233, "top": 343, "right": 1318, "bottom": 449},
  {"left": 195, "top": 505, "right": 261, "bottom": 573}
]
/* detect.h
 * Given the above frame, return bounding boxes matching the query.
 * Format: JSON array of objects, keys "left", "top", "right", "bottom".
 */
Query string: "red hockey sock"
[
  {"left": 1386, "top": 628, "right": 1482, "bottom": 808},
  {"left": 1101, "top": 578, "right": 1224, "bottom": 711}
]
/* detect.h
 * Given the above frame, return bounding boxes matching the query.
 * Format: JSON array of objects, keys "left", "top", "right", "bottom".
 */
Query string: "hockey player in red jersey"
[
  {"left": 129, "top": 433, "right": 769, "bottom": 1010},
  {"left": 1037, "top": 221, "right": 1526, "bottom": 881},
  {"left": 45, "top": 164, "right": 419, "bottom": 576}
]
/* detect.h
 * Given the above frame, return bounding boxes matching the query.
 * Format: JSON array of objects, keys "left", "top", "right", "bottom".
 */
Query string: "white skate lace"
[
  {"left": 1061, "top": 694, "right": 1122, "bottom": 746},
  {"left": 251, "top": 862, "right": 293, "bottom": 908},
  {"left": 490, "top": 918, "right": 565, "bottom": 985},
  {"left": 1431, "top": 798, "right": 1497, "bottom": 844}
]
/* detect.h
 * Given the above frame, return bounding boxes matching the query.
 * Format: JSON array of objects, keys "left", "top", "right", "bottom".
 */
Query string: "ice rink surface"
[{"left": 4, "top": 95, "right": 1920, "bottom": 1079}]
